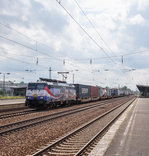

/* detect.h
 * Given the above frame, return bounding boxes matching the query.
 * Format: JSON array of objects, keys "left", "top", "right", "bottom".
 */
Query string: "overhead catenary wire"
[
  {"left": 0, "top": 21, "right": 93, "bottom": 71},
  {"left": 71, "top": 0, "right": 149, "bottom": 74},
  {"left": 0, "top": 53, "right": 47, "bottom": 69},
  {"left": 0, "top": 5, "right": 141, "bottom": 86},
  {"left": 1, "top": 21, "right": 147, "bottom": 63},
  {"left": 0, "top": 22, "right": 85, "bottom": 73},
  {"left": 0, "top": 22, "right": 36, "bottom": 42},
  {"left": 0, "top": 23, "right": 64, "bottom": 62},
  {"left": 0, "top": 36, "right": 87, "bottom": 72},
  {"left": 0, "top": 24, "right": 92, "bottom": 72},
  {"left": 67, "top": 49, "right": 149, "bottom": 61},
  {"left": 55, "top": 0, "right": 116, "bottom": 64},
  {"left": 0, "top": 33, "right": 91, "bottom": 72},
  {"left": 0, "top": 44, "right": 89, "bottom": 75},
  {"left": 0, "top": 22, "right": 58, "bottom": 57},
  {"left": 0, "top": 21, "right": 128, "bottom": 66},
  {"left": 0, "top": 34, "right": 63, "bottom": 62},
  {"left": 73, "top": 0, "right": 118, "bottom": 57},
  {"left": 0, "top": 50, "right": 83, "bottom": 73},
  {"left": 0, "top": 9, "right": 145, "bottom": 77},
  {"left": 0, "top": 53, "right": 73, "bottom": 77},
  {"left": 1, "top": 29, "right": 147, "bottom": 74}
]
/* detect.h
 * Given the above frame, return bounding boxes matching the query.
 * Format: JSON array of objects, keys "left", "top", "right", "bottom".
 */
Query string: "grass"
[{"left": 0, "top": 95, "right": 25, "bottom": 99}]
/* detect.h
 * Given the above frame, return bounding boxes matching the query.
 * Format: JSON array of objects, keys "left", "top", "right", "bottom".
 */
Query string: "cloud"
[
  {"left": 137, "top": 0, "right": 149, "bottom": 11},
  {"left": 1, "top": 0, "right": 149, "bottom": 90},
  {"left": 128, "top": 14, "right": 145, "bottom": 25}
]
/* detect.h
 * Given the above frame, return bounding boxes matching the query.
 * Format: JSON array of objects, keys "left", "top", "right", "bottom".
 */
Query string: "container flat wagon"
[
  {"left": 101, "top": 88, "right": 107, "bottom": 99},
  {"left": 74, "top": 84, "right": 90, "bottom": 103},
  {"left": 90, "top": 86, "right": 99, "bottom": 101},
  {"left": 106, "top": 88, "right": 112, "bottom": 98}
]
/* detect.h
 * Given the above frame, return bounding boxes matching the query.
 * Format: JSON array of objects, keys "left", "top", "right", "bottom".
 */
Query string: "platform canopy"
[{"left": 137, "top": 85, "right": 149, "bottom": 97}]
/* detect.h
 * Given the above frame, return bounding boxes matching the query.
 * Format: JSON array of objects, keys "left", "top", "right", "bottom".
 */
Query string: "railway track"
[
  {"left": 0, "top": 97, "right": 122, "bottom": 120},
  {"left": 32, "top": 97, "right": 136, "bottom": 156},
  {"left": 0, "top": 96, "right": 133, "bottom": 136},
  {"left": 0, "top": 108, "right": 36, "bottom": 119}
]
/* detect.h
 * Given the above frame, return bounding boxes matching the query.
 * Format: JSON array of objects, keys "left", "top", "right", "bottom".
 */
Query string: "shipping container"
[
  {"left": 119, "top": 90, "right": 124, "bottom": 96},
  {"left": 74, "top": 84, "right": 90, "bottom": 100},
  {"left": 98, "top": 87, "right": 103, "bottom": 98},
  {"left": 90, "top": 86, "right": 99, "bottom": 98},
  {"left": 102, "top": 88, "right": 107, "bottom": 97},
  {"left": 106, "top": 88, "right": 112, "bottom": 97},
  {"left": 111, "top": 88, "right": 119, "bottom": 97}
]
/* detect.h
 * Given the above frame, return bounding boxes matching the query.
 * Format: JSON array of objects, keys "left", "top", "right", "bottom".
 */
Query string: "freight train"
[{"left": 25, "top": 78, "right": 131, "bottom": 108}]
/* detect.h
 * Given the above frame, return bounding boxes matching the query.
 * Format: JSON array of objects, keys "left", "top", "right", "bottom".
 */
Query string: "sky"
[{"left": 0, "top": 0, "right": 149, "bottom": 90}]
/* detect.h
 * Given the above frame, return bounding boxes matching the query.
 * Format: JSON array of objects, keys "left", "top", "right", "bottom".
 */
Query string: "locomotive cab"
[{"left": 25, "top": 83, "right": 47, "bottom": 107}]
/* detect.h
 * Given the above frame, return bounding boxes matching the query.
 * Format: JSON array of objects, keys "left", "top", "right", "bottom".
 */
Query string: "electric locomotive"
[{"left": 25, "top": 78, "right": 76, "bottom": 108}]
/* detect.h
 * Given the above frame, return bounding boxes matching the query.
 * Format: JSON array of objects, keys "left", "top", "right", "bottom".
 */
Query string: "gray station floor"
[
  {"left": 0, "top": 99, "right": 25, "bottom": 105},
  {"left": 103, "top": 98, "right": 149, "bottom": 156}
]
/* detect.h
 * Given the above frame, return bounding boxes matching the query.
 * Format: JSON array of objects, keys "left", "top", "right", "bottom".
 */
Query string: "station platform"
[
  {"left": 0, "top": 99, "right": 25, "bottom": 105},
  {"left": 0, "top": 99, "right": 25, "bottom": 111},
  {"left": 89, "top": 98, "right": 149, "bottom": 156}
]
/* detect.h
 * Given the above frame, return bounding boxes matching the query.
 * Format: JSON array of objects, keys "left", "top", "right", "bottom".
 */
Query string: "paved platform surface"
[
  {"left": 0, "top": 99, "right": 25, "bottom": 111},
  {"left": 105, "top": 98, "right": 149, "bottom": 156},
  {"left": 0, "top": 99, "right": 25, "bottom": 105},
  {"left": 89, "top": 98, "right": 149, "bottom": 156}
]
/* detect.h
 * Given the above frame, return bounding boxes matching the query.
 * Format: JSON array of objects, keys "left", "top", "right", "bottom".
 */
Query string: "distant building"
[
  {"left": 10, "top": 86, "right": 27, "bottom": 96},
  {"left": 0, "top": 81, "right": 28, "bottom": 96}
]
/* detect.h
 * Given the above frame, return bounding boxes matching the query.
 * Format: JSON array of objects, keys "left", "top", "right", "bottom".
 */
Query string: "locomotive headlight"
[
  {"left": 28, "top": 97, "right": 30, "bottom": 99},
  {"left": 40, "top": 97, "right": 43, "bottom": 99}
]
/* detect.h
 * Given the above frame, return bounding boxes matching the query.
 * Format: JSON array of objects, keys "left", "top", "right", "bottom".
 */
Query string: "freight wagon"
[
  {"left": 90, "top": 86, "right": 99, "bottom": 100},
  {"left": 25, "top": 78, "right": 132, "bottom": 108},
  {"left": 106, "top": 88, "right": 112, "bottom": 98},
  {"left": 100, "top": 88, "right": 107, "bottom": 99},
  {"left": 74, "top": 84, "right": 90, "bottom": 103},
  {"left": 111, "top": 88, "right": 119, "bottom": 97},
  {"left": 98, "top": 87, "right": 103, "bottom": 99}
]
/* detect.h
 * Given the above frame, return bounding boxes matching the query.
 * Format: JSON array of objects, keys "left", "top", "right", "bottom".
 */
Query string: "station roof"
[
  {"left": 137, "top": 85, "right": 149, "bottom": 91},
  {"left": 137, "top": 85, "right": 149, "bottom": 97}
]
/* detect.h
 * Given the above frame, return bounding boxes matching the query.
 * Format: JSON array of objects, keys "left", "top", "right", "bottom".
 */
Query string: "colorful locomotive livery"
[
  {"left": 25, "top": 78, "right": 131, "bottom": 108},
  {"left": 26, "top": 78, "right": 76, "bottom": 108}
]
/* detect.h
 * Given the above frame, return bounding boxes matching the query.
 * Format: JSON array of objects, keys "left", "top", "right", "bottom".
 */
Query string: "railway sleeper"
[
  {"left": 52, "top": 147, "right": 79, "bottom": 152},
  {"left": 50, "top": 148, "right": 79, "bottom": 153},
  {"left": 58, "top": 144, "right": 84, "bottom": 148},
  {"left": 61, "top": 142, "right": 86, "bottom": 146},
  {"left": 64, "top": 140, "right": 87, "bottom": 144},
  {"left": 54, "top": 146, "right": 81, "bottom": 150},
  {"left": 66, "top": 138, "right": 88, "bottom": 142},
  {"left": 47, "top": 151, "right": 75, "bottom": 156}
]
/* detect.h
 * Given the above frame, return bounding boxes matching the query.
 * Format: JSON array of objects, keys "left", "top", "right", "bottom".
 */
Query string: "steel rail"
[
  {"left": 0, "top": 97, "right": 125, "bottom": 119},
  {"left": 0, "top": 97, "right": 131, "bottom": 136},
  {"left": 0, "top": 109, "right": 36, "bottom": 119},
  {"left": 74, "top": 98, "right": 136, "bottom": 156},
  {"left": 32, "top": 97, "right": 136, "bottom": 156}
]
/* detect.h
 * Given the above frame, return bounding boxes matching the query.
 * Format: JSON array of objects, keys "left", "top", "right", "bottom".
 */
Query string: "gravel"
[
  {"left": 0, "top": 97, "right": 133, "bottom": 156},
  {"left": 0, "top": 99, "right": 111, "bottom": 126}
]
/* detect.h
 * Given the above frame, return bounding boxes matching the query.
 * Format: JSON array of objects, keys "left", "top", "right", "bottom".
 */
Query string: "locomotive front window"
[
  {"left": 28, "top": 83, "right": 36, "bottom": 90},
  {"left": 28, "top": 83, "right": 45, "bottom": 90},
  {"left": 37, "top": 84, "right": 45, "bottom": 90}
]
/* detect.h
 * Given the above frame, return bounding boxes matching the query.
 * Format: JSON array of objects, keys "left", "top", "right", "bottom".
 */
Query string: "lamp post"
[{"left": 0, "top": 72, "right": 10, "bottom": 93}]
